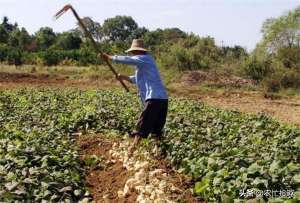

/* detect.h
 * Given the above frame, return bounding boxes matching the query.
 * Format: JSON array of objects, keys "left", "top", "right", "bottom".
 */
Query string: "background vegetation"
[{"left": 0, "top": 6, "right": 299, "bottom": 93}]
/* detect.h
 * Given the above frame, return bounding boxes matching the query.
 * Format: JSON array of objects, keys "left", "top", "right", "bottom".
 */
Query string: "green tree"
[
  {"left": 0, "top": 16, "right": 18, "bottom": 43},
  {"left": 0, "top": 26, "right": 8, "bottom": 43},
  {"left": 260, "top": 6, "right": 300, "bottom": 68},
  {"left": 221, "top": 45, "right": 247, "bottom": 59},
  {"left": 8, "top": 27, "right": 31, "bottom": 49},
  {"left": 161, "top": 35, "right": 221, "bottom": 70},
  {"left": 128, "top": 27, "right": 148, "bottom": 41},
  {"left": 6, "top": 47, "right": 23, "bottom": 66},
  {"left": 143, "top": 28, "right": 186, "bottom": 46},
  {"left": 35, "top": 27, "right": 56, "bottom": 50},
  {"left": 75, "top": 17, "right": 102, "bottom": 41},
  {"left": 56, "top": 32, "right": 82, "bottom": 50},
  {"left": 0, "top": 44, "right": 9, "bottom": 61},
  {"left": 102, "top": 16, "right": 138, "bottom": 42},
  {"left": 261, "top": 6, "right": 300, "bottom": 52},
  {"left": 1, "top": 16, "right": 17, "bottom": 33}
]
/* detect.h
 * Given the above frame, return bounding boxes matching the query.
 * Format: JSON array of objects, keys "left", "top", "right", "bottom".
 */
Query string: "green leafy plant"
[{"left": 0, "top": 89, "right": 299, "bottom": 202}]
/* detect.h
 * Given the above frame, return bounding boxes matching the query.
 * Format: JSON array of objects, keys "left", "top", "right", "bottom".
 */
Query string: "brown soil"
[
  {"left": 181, "top": 70, "right": 254, "bottom": 88},
  {"left": 153, "top": 159, "right": 204, "bottom": 203},
  {"left": 77, "top": 134, "right": 200, "bottom": 203},
  {"left": 202, "top": 92, "right": 300, "bottom": 125},
  {"left": 77, "top": 134, "right": 137, "bottom": 203},
  {"left": 0, "top": 71, "right": 120, "bottom": 89},
  {"left": 1, "top": 71, "right": 299, "bottom": 125}
]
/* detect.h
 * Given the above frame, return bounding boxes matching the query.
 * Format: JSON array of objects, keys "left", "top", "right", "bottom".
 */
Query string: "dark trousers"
[{"left": 134, "top": 99, "right": 168, "bottom": 139}]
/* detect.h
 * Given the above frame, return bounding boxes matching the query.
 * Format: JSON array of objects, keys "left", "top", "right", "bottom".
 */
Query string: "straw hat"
[{"left": 125, "top": 39, "right": 148, "bottom": 53}]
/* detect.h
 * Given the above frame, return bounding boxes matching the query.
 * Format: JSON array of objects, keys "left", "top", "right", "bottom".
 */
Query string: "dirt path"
[
  {"left": 1, "top": 71, "right": 299, "bottom": 125},
  {"left": 172, "top": 88, "right": 300, "bottom": 125},
  {"left": 77, "top": 134, "right": 199, "bottom": 203}
]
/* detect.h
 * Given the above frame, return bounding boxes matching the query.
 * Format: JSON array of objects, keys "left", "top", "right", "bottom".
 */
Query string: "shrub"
[
  {"left": 277, "top": 47, "right": 300, "bottom": 69},
  {"left": 262, "top": 68, "right": 300, "bottom": 93},
  {"left": 160, "top": 37, "right": 221, "bottom": 71},
  {"left": 6, "top": 47, "right": 23, "bottom": 66},
  {"left": 263, "top": 76, "right": 281, "bottom": 93},
  {"left": 38, "top": 49, "right": 61, "bottom": 66},
  {"left": 280, "top": 69, "right": 300, "bottom": 88},
  {"left": 22, "top": 52, "right": 37, "bottom": 65},
  {"left": 242, "top": 56, "right": 273, "bottom": 81},
  {"left": 77, "top": 48, "right": 99, "bottom": 66},
  {"left": 0, "top": 43, "right": 9, "bottom": 62}
]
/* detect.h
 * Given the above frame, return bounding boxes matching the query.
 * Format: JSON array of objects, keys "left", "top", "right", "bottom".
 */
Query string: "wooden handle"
[{"left": 70, "top": 7, "right": 130, "bottom": 92}]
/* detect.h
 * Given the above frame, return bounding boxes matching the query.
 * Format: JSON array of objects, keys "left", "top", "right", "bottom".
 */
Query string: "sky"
[{"left": 0, "top": 0, "right": 299, "bottom": 50}]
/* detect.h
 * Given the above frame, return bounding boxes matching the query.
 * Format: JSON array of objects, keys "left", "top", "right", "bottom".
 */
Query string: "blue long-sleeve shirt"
[{"left": 112, "top": 54, "right": 168, "bottom": 104}]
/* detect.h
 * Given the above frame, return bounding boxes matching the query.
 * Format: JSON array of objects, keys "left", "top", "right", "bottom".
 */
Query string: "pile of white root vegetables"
[{"left": 109, "top": 138, "right": 183, "bottom": 203}]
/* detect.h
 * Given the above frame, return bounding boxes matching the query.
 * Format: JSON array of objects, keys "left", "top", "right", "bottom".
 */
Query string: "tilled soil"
[
  {"left": 77, "top": 134, "right": 137, "bottom": 203},
  {"left": 77, "top": 134, "right": 200, "bottom": 203}
]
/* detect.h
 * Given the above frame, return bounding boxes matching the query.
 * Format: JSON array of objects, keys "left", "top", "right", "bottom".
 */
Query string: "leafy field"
[{"left": 0, "top": 89, "right": 299, "bottom": 202}]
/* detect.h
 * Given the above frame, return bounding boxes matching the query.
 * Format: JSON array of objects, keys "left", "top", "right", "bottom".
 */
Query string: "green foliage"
[
  {"left": 220, "top": 45, "right": 248, "bottom": 63},
  {"left": 0, "top": 90, "right": 90, "bottom": 202},
  {"left": 277, "top": 47, "right": 300, "bottom": 69},
  {"left": 36, "top": 49, "right": 99, "bottom": 66},
  {"left": 0, "top": 43, "right": 9, "bottom": 62},
  {"left": 164, "top": 100, "right": 299, "bottom": 202},
  {"left": 259, "top": 6, "right": 300, "bottom": 70},
  {"left": 84, "top": 155, "right": 105, "bottom": 169},
  {"left": 263, "top": 76, "right": 282, "bottom": 93},
  {"left": 0, "top": 26, "right": 9, "bottom": 43},
  {"left": 262, "top": 68, "right": 300, "bottom": 93},
  {"left": 7, "top": 28, "right": 31, "bottom": 49},
  {"left": 35, "top": 27, "right": 56, "bottom": 50},
  {"left": 242, "top": 56, "right": 273, "bottom": 81},
  {"left": 55, "top": 32, "right": 82, "bottom": 50},
  {"left": 76, "top": 47, "right": 99, "bottom": 66},
  {"left": 75, "top": 17, "right": 102, "bottom": 41},
  {"left": 0, "top": 10, "right": 298, "bottom": 92},
  {"left": 280, "top": 69, "right": 300, "bottom": 88},
  {"left": 102, "top": 15, "right": 138, "bottom": 42},
  {"left": 38, "top": 49, "right": 61, "bottom": 66},
  {"left": 1, "top": 16, "right": 17, "bottom": 33},
  {"left": 1, "top": 89, "right": 299, "bottom": 202},
  {"left": 261, "top": 6, "right": 300, "bottom": 53},
  {"left": 161, "top": 36, "right": 221, "bottom": 70},
  {"left": 143, "top": 28, "right": 186, "bottom": 52},
  {"left": 128, "top": 27, "right": 148, "bottom": 42},
  {"left": 6, "top": 47, "right": 23, "bottom": 66}
]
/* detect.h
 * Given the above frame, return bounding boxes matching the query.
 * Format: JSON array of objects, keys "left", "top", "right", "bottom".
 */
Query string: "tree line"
[
  {"left": 0, "top": 15, "right": 246, "bottom": 67},
  {"left": 0, "top": 6, "right": 299, "bottom": 91}
]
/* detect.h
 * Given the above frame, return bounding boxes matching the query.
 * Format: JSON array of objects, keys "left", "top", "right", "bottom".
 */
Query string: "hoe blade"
[{"left": 54, "top": 4, "right": 72, "bottom": 20}]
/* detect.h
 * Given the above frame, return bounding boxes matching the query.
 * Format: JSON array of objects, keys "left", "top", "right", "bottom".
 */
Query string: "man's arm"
[
  {"left": 117, "top": 74, "right": 136, "bottom": 84},
  {"left": 100, "top": 53, "right": 137, "bottom": 84},
  {"left": 101, "top": 53, "right": 142, "bottom": 66}
]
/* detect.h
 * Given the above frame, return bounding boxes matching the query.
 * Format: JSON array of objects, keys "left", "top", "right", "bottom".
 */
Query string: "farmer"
[{"left": 101, "top": 39, "right": 168, "bottom": 150}]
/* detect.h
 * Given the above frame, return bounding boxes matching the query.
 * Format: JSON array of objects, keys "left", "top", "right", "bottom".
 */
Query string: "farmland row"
[{"left": 0, "top": 89, "right": 299, "bottom": 202}]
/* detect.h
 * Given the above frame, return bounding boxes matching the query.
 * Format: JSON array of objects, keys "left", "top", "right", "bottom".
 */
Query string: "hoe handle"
[{"left": 70, "top": 7, "right": 130, "bottom": 92}]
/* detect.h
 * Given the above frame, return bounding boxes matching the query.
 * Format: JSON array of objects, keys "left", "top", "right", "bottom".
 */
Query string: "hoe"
[{"left": 54, "top": 4, "right": 130, "bottom": 92}]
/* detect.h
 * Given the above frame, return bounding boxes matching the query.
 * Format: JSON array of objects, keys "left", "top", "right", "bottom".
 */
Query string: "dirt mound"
[
  {"left": 78, "top": 134, "right": 137, "bottom": 203},
  {"left": 77, "top": 134, "right": 200, "bottom": 203},
  {"left": 181, "top": 71, "right": 254, "bottom": 88}
]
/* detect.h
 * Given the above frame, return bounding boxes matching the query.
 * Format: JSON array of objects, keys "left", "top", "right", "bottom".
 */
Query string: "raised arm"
[
  {"left": 112, "top": 56, "right": 143, "bottom": 66},
  {"left": 100, "top": 53, "right": 137, "bottom": 85},
  {"left": 101, "top": 53, "right": 142, "bottom": 66}
]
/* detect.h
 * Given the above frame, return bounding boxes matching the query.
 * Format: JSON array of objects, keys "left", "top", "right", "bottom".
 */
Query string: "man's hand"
[{"left": 100, "top": 53, "right": 112, "bottom": 62}]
